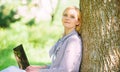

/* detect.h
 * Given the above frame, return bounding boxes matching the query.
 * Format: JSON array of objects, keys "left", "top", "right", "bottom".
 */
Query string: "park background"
[{"left": 0, "top": 0, "right": 79, "bottom": 70}]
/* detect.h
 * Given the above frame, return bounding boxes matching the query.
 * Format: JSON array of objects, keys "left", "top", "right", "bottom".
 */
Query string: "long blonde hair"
[{"left": 63, "top": 6, "right": 82, "bottom": 34}]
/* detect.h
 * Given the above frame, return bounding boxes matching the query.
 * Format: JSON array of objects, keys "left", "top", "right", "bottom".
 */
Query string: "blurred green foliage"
[
  {"left": 0, "top": 23, "right": 62, "bottom": 70},
  {"left": 0, "top": 0, "right": 79, "bottom": 70},
  {"left": 0, "top": 4, "right": 20, "bottom": 28}
]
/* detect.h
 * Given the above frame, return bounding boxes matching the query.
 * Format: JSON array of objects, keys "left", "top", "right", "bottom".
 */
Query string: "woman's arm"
[
  {"left": 39, "top": 37, "right": 82, "bottom": 72},
  {"left": 25, "top": 65, "right": 48, "bottom": 72},
  {"left": 26, "top": 37, "right": 82, "bottom": 72},
  {"left": 58, "top": 37, "right": 82, "bottom": 72}
]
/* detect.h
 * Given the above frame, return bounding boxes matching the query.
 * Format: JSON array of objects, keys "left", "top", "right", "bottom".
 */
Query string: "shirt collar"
[{"left": 60, "top": 29, "right": 78, "bottom": 42}]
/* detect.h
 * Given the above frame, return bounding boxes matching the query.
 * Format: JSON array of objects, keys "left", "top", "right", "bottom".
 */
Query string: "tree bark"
[{"left": 80, "top": 0, "right": 120, "bottom": 72}]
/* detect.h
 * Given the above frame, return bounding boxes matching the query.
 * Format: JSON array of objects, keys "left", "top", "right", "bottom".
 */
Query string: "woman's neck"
[{"left": 63, "top": 28, "right": 75, "bottom": 36}]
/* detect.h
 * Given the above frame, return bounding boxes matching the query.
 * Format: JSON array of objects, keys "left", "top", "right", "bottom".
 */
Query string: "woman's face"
[{"left": 62, "top": 8, "right": 79, "bottom": 29}]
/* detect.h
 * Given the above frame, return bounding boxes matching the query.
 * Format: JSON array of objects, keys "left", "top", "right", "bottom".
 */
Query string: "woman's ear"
[{"left": 76, "top": 20, "right": 80, "bottom": 26}]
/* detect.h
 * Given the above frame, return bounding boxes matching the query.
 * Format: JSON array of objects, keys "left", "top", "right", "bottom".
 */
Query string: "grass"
[{"left": 0, "top": 22, "right": 63, "bottom": 70}]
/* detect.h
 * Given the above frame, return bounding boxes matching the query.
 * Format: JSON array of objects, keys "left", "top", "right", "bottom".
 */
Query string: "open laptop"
[{"left": 13, "top": 44, "right": 30, "bottom": 70}]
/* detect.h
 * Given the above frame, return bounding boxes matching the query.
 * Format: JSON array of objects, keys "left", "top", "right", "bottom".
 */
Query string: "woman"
[{"left": 1, "top": 6, "right": 82, "bottom": 72}]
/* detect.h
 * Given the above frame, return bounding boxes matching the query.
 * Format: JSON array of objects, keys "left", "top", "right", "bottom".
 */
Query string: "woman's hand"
[{"left": 25, "top": 65, "right": 47, "bottom": 72}]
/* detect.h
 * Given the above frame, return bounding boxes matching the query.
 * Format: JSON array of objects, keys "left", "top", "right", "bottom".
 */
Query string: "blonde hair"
[{"left": 63, "top": 6, "right": 82, "bottom": 34}]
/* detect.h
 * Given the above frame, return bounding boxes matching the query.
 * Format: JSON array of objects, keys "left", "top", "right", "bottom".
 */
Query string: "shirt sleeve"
[
  {"left": 59, "top": 37, "right": 82, "bottom": 72},
  {"left": 40, "top": 37, "right": 82, "bottom": 72}
]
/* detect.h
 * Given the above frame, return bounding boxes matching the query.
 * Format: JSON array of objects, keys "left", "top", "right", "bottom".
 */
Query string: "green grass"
[{"left": 0, "top": 22, "right": 63, "bottom": 70}]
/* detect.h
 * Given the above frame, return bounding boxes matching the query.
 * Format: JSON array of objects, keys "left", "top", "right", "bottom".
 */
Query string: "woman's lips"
[{"left": 64, "top": 21, "right": 70, "bottom": 24}]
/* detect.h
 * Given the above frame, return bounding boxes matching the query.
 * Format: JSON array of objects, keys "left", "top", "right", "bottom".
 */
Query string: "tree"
[{"left": 80, "top": 0, "right": 120, "bottom": 72}]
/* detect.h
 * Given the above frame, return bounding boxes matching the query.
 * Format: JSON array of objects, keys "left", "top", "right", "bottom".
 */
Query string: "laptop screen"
[{"left": 13, "top": 44, "right": 30, "bottom": 70}]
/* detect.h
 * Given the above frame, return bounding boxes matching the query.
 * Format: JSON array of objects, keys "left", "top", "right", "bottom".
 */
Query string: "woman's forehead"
[{"left": 64, "top": 9, "right": 78, "bottom": 16}]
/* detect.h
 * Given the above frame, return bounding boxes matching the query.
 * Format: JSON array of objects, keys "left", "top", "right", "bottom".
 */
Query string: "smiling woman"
[
  {"left": 62, "top": 6, "right": 81, "bottom": 35},
  {"left": 26, "top": 6, "right": 82, "bottom": 72},
  {"left": 0, "top": 6, "right": 82, "bottom": 72}
]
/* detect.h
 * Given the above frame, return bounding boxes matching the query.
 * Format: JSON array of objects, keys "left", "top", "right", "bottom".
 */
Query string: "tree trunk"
[{"left": 80, "top": 0, "right": 120, "bottom": 72}]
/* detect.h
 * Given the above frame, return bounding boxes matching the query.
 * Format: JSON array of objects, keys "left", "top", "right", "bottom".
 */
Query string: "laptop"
[{"left": 13, "top": 44, "right": 30, "bottom": 70}]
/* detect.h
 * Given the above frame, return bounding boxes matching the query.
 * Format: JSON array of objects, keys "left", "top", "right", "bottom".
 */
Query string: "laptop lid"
[{"left": 13, "top": 44, "right": 30, "bottom": 70}]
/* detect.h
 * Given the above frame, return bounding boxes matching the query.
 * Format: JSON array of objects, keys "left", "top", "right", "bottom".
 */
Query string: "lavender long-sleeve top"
[
  {"left": 0, "top": 30, "right": 82, "bottom": 72},
  {"left": 40, "top": 30, "right": 82, "bottom": 72}
]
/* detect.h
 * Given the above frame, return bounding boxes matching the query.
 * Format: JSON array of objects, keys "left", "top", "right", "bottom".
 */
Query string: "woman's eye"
[
  {"left": 70, "top": 15, "right": 75, "bottom": 18},
  {"left": 63, "top": 14, "right": 67, "bottom": 17},
  {"left": 63, "top": 14, "right": 75, "bottom": 19}
]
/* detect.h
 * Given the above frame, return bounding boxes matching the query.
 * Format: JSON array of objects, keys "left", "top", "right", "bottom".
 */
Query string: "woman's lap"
[{"left": 0, "top": 66, "right": 25, "bottom": 72}]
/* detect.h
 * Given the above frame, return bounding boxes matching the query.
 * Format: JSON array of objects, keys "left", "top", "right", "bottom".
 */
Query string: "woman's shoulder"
[{"left": 67, "top": 33, "right": 82, "bottom": 42}]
